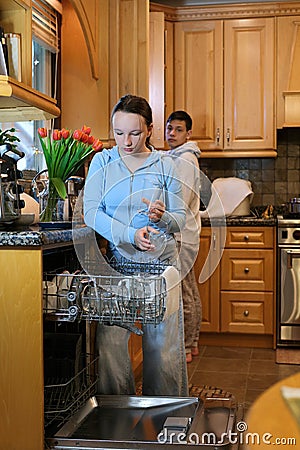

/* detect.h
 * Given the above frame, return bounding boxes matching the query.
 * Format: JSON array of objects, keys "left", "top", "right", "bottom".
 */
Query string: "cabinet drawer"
[
  {"left": 221, "top": 291, "right": 273, "bottom": 334},
  {"left": 225, "top": 227, "right": 273, "bottom": 248},
  {"left": 221, "top": 249, "right": 273, "bottom": 291}
]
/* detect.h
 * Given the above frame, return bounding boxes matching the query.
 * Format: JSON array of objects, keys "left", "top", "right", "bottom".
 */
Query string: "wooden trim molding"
[
  {"left": 68, "top": 0, "right": 99, "bottom": 80},
  {"left": 150, "top": 1, "right": 300, "bottom": 21}
]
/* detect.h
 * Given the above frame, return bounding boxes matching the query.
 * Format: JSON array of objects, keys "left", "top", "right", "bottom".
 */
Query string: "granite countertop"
[
  {"left": 0, "top": 214, "right": 277, "bottom": 247},
  {"left": 201, "top": 216, "right": 277, "bottom": 227},
  {"left": 0, "top": 221, "right": 99, "bottom": 246},
  {"left": 0, "top": 225, "right": 74, "bottom": 246}
]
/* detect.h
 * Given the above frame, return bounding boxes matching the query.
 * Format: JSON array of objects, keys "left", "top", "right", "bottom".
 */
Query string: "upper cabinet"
[
  {"left": 150, "top": 1, "right": 300, "bottom": 158},
  {"left": 174, "top": 20, "right": 223, "bottom": 153},
  {"left": 277, "top": 16, "right": 300, "bottom": 128},
  {"left": 174, "top": 17, "right": 276, "bottom": 158},
  {"left": 0, "top": 0, "right": 60, "bottom": 122}
]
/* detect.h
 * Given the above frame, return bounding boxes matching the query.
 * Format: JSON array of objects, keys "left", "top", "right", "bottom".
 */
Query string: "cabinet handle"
[
  {"left": 226, "top": 128, "right": 230, "bottom": 145},
  {"left": 243, "top": 310, "right": 249, "bottom": 317},
  {"left": 213, "top": 232, "right": 216, "bottom": 251},
  {"left": 244, "top": 235, "right": 249, "bottom": 242},
  {"left": 244, "top": 267, "right": 250, "bottom": 273},
  {"left": 216, "top": 127, "right": 220, "bottom": 145},
  {"left": 286, "top": 250, "right": 300, "bottom": 269}
]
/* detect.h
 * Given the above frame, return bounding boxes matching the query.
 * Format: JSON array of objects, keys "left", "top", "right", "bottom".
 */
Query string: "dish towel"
[
  {"left": 161, "top": 265, "right": 180, "bottom": 320},
  {"left": 200, "top": 177, "right": 253, "bottom": 218}
]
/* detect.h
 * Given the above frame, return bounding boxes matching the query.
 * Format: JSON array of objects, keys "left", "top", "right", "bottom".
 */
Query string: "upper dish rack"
[{"left": 43, "top": 259, "right": 169, "bottom": 326}]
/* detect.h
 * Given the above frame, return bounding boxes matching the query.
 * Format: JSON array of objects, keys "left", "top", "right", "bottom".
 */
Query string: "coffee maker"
[{"left": 0, "top": 144, "right": 25, "bottom": 223}]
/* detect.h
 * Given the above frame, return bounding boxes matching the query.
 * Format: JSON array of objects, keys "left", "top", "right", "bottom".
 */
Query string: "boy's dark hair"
[{"left": 166, "top": 110, "right": 192, "bottom": 131}]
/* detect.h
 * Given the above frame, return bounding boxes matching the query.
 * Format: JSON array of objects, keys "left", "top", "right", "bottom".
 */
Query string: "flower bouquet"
[{"left": 37, "top": 125, "right": 103, "bottom": 222}]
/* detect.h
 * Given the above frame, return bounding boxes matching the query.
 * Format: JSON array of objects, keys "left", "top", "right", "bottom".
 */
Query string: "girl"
[{"left": 84, "top": 94, "right": 188, "bottom": 396}]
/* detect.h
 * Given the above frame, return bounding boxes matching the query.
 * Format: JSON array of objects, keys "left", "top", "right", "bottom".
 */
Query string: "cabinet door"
[
  {"left": 149, "top": 11, "right": 165, "bottom": 147},
  {"left": 0, "top": 249, "right": 44, "bottom": 450},
  {"left": 224, "top": 18, "right": 275, "bottom": 151},
  {"left": 277, "top": 16, "right": 300, "bottom": 127},
  {"left": 129, "top": 330, "right": 143, "bottom": 375},
  {"left": 194, "top": 227, "right": 221, "bottom": 332},
  {"left": 174, "top": 20, "right": 223, "bottom": 151}
]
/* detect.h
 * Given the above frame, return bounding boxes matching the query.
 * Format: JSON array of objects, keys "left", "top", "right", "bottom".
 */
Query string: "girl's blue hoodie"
[{"left": 84, "top": 145, "right": 185, "bottom": 249}]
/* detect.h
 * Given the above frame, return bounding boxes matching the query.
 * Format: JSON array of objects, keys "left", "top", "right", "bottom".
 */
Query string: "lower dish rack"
[
  {"left": 43, "top": 260, "right": 169, "bottom": 325},
  {"left": 44, "top": 354, "right": 99, "bottom": 431}
]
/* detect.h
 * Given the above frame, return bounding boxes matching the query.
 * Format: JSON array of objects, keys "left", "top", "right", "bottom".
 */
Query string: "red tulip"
[
  {"left": 80, "top": 133, "right": 89, "bottom": 144},
  {"left": 82, "top": 125, "right": 91, "bottom": 136},
  {"left": 53, "top": 129, "right": 62, "bottom": 140},
  {"left": 38, "top": 127, "right": 47, "bottom": 138},
  {"left": 88, "top": 135, "right": 95, "bottom": 145},
  {"left": 73, "top": 129, "right": 83, "bottom": 141},
  {"left": 61, "top": 128, "right": 70, "bottom": 139},
  {"left": 92, "top": 139, "right": 103, "bottom": 152}
]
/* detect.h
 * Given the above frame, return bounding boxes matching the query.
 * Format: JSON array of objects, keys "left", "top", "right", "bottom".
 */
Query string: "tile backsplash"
[{"left": 200, "top": 127, "right": 300, "bottom": 208}]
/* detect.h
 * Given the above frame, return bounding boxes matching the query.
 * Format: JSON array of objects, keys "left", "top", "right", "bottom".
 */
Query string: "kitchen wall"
[{"left": 200, "top": 128, "right": 300, "bottom": 208}]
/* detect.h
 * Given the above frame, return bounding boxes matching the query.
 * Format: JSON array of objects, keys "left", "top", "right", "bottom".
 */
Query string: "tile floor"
[{"left": 188, "top": 345, "right": 300, "bottom": 412}]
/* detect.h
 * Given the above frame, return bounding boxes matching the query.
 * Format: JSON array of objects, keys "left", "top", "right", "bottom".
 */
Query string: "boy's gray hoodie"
[{"left": 167, "top": 141, "right": 201, "bottom": 245}]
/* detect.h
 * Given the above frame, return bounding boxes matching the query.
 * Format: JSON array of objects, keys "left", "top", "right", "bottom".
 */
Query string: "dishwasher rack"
[
  {"left": 43, "top": 259, "right": 169, "bottom": 326},
  {"left": 44, "top": 354, "right": 99, "bottom": 431}
]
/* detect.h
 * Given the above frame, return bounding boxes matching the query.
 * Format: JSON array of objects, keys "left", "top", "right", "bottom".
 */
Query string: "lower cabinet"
[
  {"left": 129, "top": 327, "right": 143, "bottom": 375},
  {"left": 194, "top": 227, "right": 220, "bottom": 332},
  {"left": 0, "top": 248, "right": 44, "bottom": 450},
  {"left": 195, "top": 226, "right": 276, "bottom": 347}
]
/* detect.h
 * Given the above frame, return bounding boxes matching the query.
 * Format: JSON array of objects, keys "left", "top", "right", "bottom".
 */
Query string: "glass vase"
[{"left": 39, "top": 180, "right": 66, "bottom": 222}]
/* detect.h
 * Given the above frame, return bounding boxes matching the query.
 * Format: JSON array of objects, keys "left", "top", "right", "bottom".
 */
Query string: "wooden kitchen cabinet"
[
  {"left": 0, "top": 248, "right": 44, "bottom": 450},
  {"left": 129, "top": 330, "right": 143, "bottom": 375},
  {"left": 194, "top": 226, "right": 220, "bottom": 332},
  {"left": 221, "top": 227, "right": 274, "bottom": 336},
  {"left": 174, "top": 20, "right": 223, "bottom": 152},
  {"left": 277, "top": 15, "right": 300, "bottom": 128},
  {"left": 174, "top": 17, "right": 276, "bottom": 157},
  {"left": 196, "top": 226, "right": 276, "bottom": 348},
  {"left": 0, "top": 0, "right": 60, "bottom": 121}
]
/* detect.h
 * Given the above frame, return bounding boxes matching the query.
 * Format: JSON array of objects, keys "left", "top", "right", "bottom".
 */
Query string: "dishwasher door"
[{"left": 45, "top": 393, "right": 238, "bottom": 449}]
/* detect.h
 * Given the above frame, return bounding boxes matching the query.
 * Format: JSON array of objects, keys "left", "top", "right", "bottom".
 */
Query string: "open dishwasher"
[{"left": 43, "top": 257, "right": 240, "bottom": 450}]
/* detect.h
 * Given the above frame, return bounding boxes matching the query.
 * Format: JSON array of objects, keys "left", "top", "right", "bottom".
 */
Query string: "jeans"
[{"left": 96, "top": 301, "right": 188, "bottom": 396}]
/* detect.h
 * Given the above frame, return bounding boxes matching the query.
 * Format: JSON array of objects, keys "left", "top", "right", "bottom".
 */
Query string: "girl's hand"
[
  {"left": 142, "top": 197, "right": 165, "bottom": 222},
  {"left": 134, "top": 226, "right": 159, "bottom": 251}
]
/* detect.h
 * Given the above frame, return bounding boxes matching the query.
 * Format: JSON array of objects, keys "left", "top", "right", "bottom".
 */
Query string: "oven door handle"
[{"left": 286, "top": 250, "right": 300, "bottom": 269}]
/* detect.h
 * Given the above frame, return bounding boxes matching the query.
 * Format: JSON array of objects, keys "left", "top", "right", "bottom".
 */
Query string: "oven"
[{"left": 277, "top": 214, "right": 300, "bottom": 346}]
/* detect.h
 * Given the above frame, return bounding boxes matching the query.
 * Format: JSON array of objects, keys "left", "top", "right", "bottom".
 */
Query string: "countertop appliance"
[
  {"left": 277, "top": 213, "right": 300, "bottom": 346},
  {"left": 0, "top": 144, "right": 24, "bottom": 223}
]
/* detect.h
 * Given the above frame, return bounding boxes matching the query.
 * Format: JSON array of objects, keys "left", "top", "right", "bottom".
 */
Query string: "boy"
[{"left": 165, "top": 110, "right": 202, "bottom": 363}]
